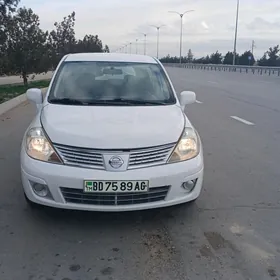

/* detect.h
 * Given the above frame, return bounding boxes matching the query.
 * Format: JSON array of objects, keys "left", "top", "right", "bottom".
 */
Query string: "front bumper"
[{"left": 20, "top": 147, "right": 204, "bottom": 212}]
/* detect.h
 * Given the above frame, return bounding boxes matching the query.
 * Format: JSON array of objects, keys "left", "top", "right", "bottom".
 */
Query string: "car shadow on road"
[{"left": 25, "top": 201, "right": 199, "bottom": 229}]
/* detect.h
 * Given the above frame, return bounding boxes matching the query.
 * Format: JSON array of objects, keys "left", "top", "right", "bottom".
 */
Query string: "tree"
[
  {"left": 0, "top": 0, "right": 19, "bottom": 75},
  {"left": 6, "top": 7, "right": 49, "bottom": 84},
  {"left": 258, "top": 45, "right": 280, "bottom": 66},
  {"left": 187, "top": 49, "right": 194, "bottom": 62},
  {"left": 75, "top": 34, "right": 104, "bottom": 53},
  {"left": 267, "top": 45, "right": 279, "bottom": 66},
  {"left": 160, "top": 55, "right": 180, "bottom": 63},
  {"left": 160, "top": 54, "right": 171, "bottom": 63},
  {"left": 209, "top": 51, "right": 222, "bottom": 64},
  {"left": 103, "top": 44, "right": 110, "bottom": 53},
  {"left": 203, "top": 55, "right": 210, "bottom": 64},
  {"left": 223, "top": 51, "right": 238, "bottom": 65},
  {"left": 239, "top": 50, "right": 255, "bottom": 65},
  {"left": 48, "top": 11, "right": 76, "bottom": 68},
  {"left": 0, "top": 0, "right": 19, "bottom": 42},
  {"left": 258, "top": 53, "right": 268, "bottom": 66},
  {"left": 192, "top": 55, "right": 210, "bottom": 64},
  {"left": 0, "top": 4, "right": 111, "bottom": 78}
]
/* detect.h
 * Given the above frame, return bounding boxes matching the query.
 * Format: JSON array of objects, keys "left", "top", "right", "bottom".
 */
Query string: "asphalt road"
[
  {"left": 0, "top": 72, "right": 53, "bottom": 85},
  {"left": 0, "top": 67, "right": 280, "bottom": 280}
]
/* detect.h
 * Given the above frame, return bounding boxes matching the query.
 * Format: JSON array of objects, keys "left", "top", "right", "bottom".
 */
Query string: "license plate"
[{"left": 83, "top": 180, "right": 149, "bottom": 193}]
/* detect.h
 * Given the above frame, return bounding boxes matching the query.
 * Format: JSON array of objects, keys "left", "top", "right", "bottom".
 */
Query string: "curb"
[
  {"left": 0, "top": 93, "right": 27, "bottom": 116},
  {"left": 0, "top": 87, "right": 48, "bottom": 116}
]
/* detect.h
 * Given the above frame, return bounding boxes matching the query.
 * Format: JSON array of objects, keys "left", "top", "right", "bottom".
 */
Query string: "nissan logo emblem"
[{"left": 109, "top": 156, "right": 124, "bottom": 169}]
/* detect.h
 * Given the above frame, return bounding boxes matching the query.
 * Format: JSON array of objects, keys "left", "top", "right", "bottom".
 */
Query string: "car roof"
[{"left": 64, "top": 53, "right": 158, "bottom": 64}]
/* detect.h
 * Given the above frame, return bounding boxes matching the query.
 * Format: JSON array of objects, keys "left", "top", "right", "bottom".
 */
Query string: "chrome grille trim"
[
  {"left": 54, "top": 144, "right": 105, "bottom": 170},
  {"left": 130, "top": 146, "right": 173, "bottom": 157},
  {"left": 53, "top": 143, "right": 176, "bottom": 170},
  {"left": 128, "top": 143, "right": 175, "bottom": 169},
  {"left": 60, "top": 186, "right": 170, "bottom": 206}
]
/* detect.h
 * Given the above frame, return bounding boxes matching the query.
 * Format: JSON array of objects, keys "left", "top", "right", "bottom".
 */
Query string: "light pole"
[
  {"left": 168, "top": 10, "right": 194, "bottom": 64},
  {"left": 141, "top": 33, "right": 147, "bottom": 55},
  {"left": 129, "top": 42, "right": 132, "bottom": 54},
  {"left": 233, "top": 0, "right": 240, "bottom": 65},
  {"left": 136, "top": 39, "right": 138, "bottom": 54},
  {"left": 251, "top": 40, "right": 255, "bottom": 55},
  {"left": 150, "top": 25, "right": 166, "bottom": 59}
]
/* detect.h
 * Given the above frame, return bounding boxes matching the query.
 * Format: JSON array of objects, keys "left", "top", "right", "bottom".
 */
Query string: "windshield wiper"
[
  {"left": 48, "top": 98, "right": 86, "bottom": 105},
  {"left": 105, "top": 98, "right": 169, "bottom": 105},
  {"left": 48, "top": 98, "right": 169, "bottom": 106}
]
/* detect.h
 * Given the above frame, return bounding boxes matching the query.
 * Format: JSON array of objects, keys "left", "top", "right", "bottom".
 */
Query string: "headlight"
[
  {"left": 25, "top": 127, "right": 62, "bottom": 163},
  {"left": 168, "top": 127, "right": 199, "bottom": 163}
]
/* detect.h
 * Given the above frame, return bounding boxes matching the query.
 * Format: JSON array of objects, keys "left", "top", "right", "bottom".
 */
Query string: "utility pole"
[
  {"left": 168, "top": 10, "right": 194, "bottom": 64},
  {"left": 233, "top": 0, "right": 240, "bottom": 65}
]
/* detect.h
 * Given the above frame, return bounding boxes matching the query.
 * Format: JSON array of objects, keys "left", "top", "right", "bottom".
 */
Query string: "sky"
[{"left": 20, "top": 0, "right": 280, "bottom": 59}]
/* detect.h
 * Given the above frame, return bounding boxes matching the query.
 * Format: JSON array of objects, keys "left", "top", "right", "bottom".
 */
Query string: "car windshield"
[{"left": 48, "top": 61, "right": 176, "bottom": 106}]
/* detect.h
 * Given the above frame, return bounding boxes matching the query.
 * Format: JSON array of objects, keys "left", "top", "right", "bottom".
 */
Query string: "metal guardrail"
[{"left": 163, "top": 63, "right": 280, "bottom": 77}]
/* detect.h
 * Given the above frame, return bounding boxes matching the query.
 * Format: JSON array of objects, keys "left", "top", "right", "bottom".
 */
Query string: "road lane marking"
[
  {"left": 195, "top": 100, "right": 203, "bottom": 104},
  {"left": 208, "top": 81, "right": 218, "bottom": 84},
  {"left": 231, "top": 116, "right": 255, "bottom": 126}
]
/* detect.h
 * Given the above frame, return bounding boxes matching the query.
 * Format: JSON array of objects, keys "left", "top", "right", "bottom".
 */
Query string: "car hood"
[{"left": 41, "top": 104, "right": 188, "bottom": 149}]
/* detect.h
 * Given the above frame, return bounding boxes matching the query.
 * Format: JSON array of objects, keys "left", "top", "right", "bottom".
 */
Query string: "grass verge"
[{"left": 0, "top": 80, "right": 50, "bottom": 104}]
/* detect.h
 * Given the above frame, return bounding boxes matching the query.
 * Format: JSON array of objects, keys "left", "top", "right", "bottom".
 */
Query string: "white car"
[{"left": 20, "top": 53, "right": 204, "bottom": 211}]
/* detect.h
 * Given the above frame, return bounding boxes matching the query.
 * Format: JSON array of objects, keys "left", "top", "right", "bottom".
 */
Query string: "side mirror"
[
  {"left": 180, "top": 91, "right": 196, "bottom": 109},
  {"left": 26, "top": 88, "right": 43, "bottom": 111}
]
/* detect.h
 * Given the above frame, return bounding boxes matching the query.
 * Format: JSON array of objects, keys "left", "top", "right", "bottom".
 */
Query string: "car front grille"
[
  {"left": 128, "top": 143, "right": 175, "bottom": 169},
  {"left": 54, "top": 143, "right": 175, "bottom": 170},
  {"left": 54, "top": 144, "right": 105, "bottom": 170},
  {"left": 60, "top": 186, "right": 170, "bottom": 206}
]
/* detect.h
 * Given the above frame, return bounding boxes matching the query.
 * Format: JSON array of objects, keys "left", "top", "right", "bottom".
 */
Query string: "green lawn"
[{"left": 0, "top": 80, "right": 50, "bottom": 104}]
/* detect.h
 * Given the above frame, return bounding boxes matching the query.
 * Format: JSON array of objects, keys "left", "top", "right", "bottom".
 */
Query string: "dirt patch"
[{"left": 204, "top": 231, "right": 237, "bottom": 252}]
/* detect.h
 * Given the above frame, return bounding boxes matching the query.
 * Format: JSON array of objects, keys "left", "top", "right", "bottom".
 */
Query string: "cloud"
[
  {"left": 246, "top": 17, "right": 280, "bottom": 31},
  {"left": 201, "top": 21, "right": 209, "bottom": 30},
  {"left": 20, "top": 0, "right": 280, "bottom": 58}
]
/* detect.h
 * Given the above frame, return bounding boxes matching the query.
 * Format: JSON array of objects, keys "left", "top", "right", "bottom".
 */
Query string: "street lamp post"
[
  {"left": 168, "top": 10, "right": 194, "bottom": 64},
  {"left": 136, "top": 39, "right": 138, "bottom": 54},
  {"left": 233, "top": 0, "right": 240, "bottom": 65},
  {"left": 129, "top": 42, "right": 132, "bottom": 54},
  {"left": 150, "top": 25, "right": 165, "bottom": 59},
  {"left": 251, "top": 40, "right": 255, "bottom": 55},
  {"left": 141, "top": 33, "right": 147, "bottom": 55}
]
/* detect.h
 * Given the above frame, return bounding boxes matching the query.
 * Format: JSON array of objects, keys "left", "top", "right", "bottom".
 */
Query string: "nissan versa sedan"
[{"left": 20, "top": 53, "right": 204, "bottom": 211}]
